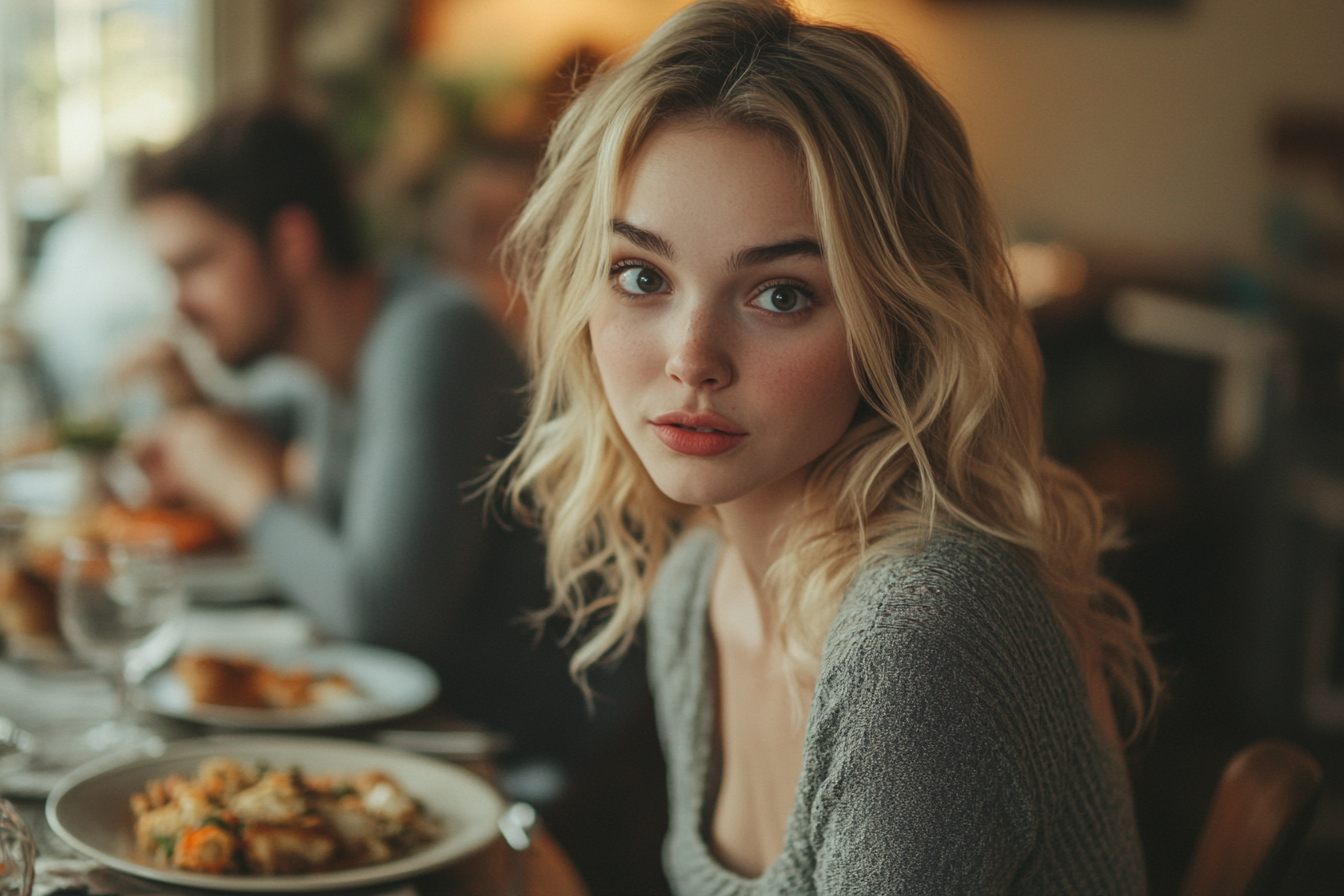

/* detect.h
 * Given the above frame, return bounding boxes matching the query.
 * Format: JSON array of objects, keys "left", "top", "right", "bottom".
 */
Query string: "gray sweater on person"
[
  {"left": 647, "top": 527, "right": 1146, "bottom": 895},
  {"left": 244, "top": 268, "right": 595, "bottom": 760},
  {"left": 246, "top": 270, "right": 526, "bottom": 654}
]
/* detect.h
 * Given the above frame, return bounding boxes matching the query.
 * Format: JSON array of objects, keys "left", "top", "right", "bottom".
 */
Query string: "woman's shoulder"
[
  {"left": 833, "top": 526, "right": 1045, "bottom": 644},
  {"left": 645, "top": 528, "right": 720, "bottom": 655},
  {"left": 664, "top": 525, "right": 721, "bottom": 574},
  {"left": 820, "top": 526, "right": 1072, "bottom": 716},
  {"left": 859, "top": 524, "right": 1036, "bottom": 595},
  {"left": 799, "top": 527, "right": 1144, "bottom": 894},
  {"left": 652, "top": 526, "right": 720, "bottom": 603}
]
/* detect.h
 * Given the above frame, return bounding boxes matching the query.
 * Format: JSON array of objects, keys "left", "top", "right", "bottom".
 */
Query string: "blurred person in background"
[
  {"left": 17, "top": 162, "right": 172, "bottom": 417},
  {"left": 423, "top": 143, "right": 539, "bottom": 348},
  {"left": 124, "top": 103, "right": 597, "bottom": 772},
  {"left": 422, "top": 140, "right": 675, "bottom": 894}
]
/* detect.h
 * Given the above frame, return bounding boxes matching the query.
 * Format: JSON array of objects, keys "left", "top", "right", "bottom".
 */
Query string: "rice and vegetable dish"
[{"left": 130, "top": 757, "right": 440, "bottom": 875}]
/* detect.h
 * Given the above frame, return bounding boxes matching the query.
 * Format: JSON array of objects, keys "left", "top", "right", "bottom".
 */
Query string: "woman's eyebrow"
[
  {"left": 728, "top": 239, "right": 823, "bottom": 272},
  {"left": 612, "top": 220, "right": 822, "bottom": 270},
  {"left": 612, "top": 219, "right": 674, "bottom": 259}
]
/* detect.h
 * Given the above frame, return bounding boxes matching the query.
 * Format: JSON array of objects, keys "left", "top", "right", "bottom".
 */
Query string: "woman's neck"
[
  {"left": 707, "top": 465, "right": 820, "bottom": 877},
  {"left": 713, "top": 464, "right": 811, "bottom": 598}
]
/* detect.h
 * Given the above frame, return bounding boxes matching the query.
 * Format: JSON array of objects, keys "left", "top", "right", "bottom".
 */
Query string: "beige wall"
[
  {"left": 809, "top": 0, "right": 1344, "bottom": 259},
  {"left": 210, "top": 0, "right": 275, "bottom": 106},
  {"left": 424, "top": 0, "right": 1344, "bottom": 258}
]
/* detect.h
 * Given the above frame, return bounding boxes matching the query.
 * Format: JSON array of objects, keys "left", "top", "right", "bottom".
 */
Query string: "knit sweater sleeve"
[
  {"left": 795, "top": 535, "right": 1144, "bottom": 896},
  {"left": 802, "top": 601, "right": 1034, "bottom": 894},
  {"left": 248, "top": 283, "right": 525, "bottom": 654}
]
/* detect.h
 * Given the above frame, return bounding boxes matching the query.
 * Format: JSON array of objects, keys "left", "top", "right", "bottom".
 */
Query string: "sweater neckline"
[{"left": 683, "top": 529, "right": 802, "bottom": 893}]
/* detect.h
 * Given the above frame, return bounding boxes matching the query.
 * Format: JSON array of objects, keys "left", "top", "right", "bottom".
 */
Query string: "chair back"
[{"left": 1180, "top": 739, "right": 1323, "bottom": 896}]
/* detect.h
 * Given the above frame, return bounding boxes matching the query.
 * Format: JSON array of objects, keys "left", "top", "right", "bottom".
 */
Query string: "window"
[{"left": 0, "top": 0, "right": 209, "bottom": 300}]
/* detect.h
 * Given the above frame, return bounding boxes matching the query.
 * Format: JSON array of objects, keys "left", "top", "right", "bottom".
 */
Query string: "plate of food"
[
  {"left": 0, "top": 485, "right": 270, "bottom": 658},
  {"left": 97, "top": 501, "right": 274, "bottom": 604},
  {"left": 137, "top": 644, "right": 440, "bottom": 729},
  {"left": 45, "top": 735, "right": 505, "bottom": 891}
]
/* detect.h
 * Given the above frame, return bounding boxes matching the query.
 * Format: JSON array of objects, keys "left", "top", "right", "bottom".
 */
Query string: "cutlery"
[{"left": 374, "top": 728, "right": 511, "bottom": 759}]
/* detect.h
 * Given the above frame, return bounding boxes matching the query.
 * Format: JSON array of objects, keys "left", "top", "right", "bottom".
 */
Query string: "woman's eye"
[
  {"left": 751, "top": 284, "right": 811, "bottom": 314},
  {"left": 615, "top": 266, "right": 667, "bottom": 295}
]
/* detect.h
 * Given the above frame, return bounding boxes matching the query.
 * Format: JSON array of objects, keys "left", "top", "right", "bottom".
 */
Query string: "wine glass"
[
  {"left": 57, "top": 537, "right": 186, "bottom": 753},
  {"left": 0, "top": 798, "right": 34, "bottom": 896}
]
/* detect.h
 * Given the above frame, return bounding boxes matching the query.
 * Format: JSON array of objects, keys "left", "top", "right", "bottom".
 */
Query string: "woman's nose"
[{"left": 665, "top": 304, "right": 732, "bottom": 389}]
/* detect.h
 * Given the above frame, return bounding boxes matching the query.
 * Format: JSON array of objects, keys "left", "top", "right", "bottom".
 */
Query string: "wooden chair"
[{"left": 1180, "top": 739, "right": 1324, "bottom": 896}]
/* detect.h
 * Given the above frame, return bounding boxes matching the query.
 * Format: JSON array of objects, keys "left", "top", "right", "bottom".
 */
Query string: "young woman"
[{"left": 495, "top": 1, "right": 1159, "bottom": 892}]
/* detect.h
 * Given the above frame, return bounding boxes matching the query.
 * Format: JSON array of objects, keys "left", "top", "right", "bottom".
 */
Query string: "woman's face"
[{"left": 589, "top": 121, "right": 861, "bottom": 511}]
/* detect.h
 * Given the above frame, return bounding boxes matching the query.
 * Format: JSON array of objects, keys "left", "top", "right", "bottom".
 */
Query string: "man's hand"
[
  {"left": 116, "top": 338, "right": 206, "bottom": 409},
  {"left": 134, "top": 407, "right": 285, "bottom": 533}
]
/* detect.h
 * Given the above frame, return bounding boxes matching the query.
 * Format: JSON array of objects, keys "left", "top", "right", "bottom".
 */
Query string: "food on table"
[
  {"left": 130, "top": 757, "right": 440, "bottom": 874},
  {"left": 19, "top": 509, "right": 99, "bottom": 583},
  {"left": 97, "top": 503, "right": 226, "bottom": 555},
  {"left": 19, "top": 502, "right": 225, "bottom": 585},
  {"left": 173, "top": 653, "right": 361, "bottom": 709},
  {"left": 0, "top": 559, "right": 60, "bottom": 655}
]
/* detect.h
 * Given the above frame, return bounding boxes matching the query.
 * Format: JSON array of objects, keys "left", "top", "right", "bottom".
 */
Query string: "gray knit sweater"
[{"left": 647, "top": 527, "right": 1146, "bottom": 895}]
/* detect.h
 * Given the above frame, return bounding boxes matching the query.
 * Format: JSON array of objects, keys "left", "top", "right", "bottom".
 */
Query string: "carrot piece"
[{"left": 173, "top": 824, "right": 236, "bottom": 873}]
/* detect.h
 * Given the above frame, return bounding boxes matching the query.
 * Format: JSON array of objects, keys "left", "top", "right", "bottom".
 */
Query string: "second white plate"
[
  {"left": 137, "top": 643, "right": 440, "bottom": 729},
  {"left": 179, "top": 552, "right": 274, "bottom": 604}
]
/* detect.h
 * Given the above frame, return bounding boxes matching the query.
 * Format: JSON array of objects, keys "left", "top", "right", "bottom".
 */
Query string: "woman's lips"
[{"left": 650, "top": 412, "right": 747, "bottom": 457}]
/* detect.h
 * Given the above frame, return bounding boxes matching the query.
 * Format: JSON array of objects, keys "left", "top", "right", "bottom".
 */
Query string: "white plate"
[
  {"left": 180, "top": 552, "right": 274, "bottom": 604},
  {"left": 137, "top": 643, "right": 440, "bottom": 729},
  {"left": 46, "top": 735, "right": 505, "bottom": 892}
]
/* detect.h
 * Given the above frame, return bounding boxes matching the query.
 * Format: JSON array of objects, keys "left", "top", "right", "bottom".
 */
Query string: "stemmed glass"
[
  {"left": 0, "top": 798, "right": 34, "bottom": 896},
  {"left": 57, "top": 538, "right": 186, "bottom": 753}
]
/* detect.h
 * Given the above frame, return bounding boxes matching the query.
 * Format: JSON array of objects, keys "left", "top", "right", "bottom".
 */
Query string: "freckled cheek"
[
  {"left": 750, "top": 338, "right": 858, "bottom": 428},
  {"left": 589, "top": 313, "right": 666, "bottom": 425}
]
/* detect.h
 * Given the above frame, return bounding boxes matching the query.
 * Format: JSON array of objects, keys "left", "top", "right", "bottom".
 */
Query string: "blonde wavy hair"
[{"left": 496, "top": 0, "right": 1159, "bottom": 742}]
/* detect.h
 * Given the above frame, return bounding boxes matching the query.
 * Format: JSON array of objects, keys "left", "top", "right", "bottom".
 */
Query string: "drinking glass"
[
  {"left": 0, "top": 798, "right": 34, "bottom": 896},
  {"left": 57, "top": 538, "right": 186, "bottom": 753}
]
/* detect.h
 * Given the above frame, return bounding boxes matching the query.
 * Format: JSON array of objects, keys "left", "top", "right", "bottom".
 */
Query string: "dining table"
[{"left": 0, "top": 600, "right": 589, "bottom": 896}]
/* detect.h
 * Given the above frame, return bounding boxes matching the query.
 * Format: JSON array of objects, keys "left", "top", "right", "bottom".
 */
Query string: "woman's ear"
[{"left": 268, "top": 204, "right": 323, "bottom": 282}]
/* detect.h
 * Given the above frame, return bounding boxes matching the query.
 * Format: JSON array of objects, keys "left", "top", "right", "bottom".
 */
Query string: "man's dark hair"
[{"left": 131, "top": 104, "right": 364, "bottom": 271}]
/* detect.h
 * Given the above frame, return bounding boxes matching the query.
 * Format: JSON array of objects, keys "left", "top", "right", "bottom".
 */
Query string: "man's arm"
[
  {"left": 247, "top": 295, "right": 525, "bottom": 658},
  {"left": 116, "top": 338, "right": 207, "bottom": 409}
]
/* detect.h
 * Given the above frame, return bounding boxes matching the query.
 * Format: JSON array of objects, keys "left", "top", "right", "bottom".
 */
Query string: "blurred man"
[
  {"left": 128, "top": 104, "right": 589, "bottom": 764},
  {"left": 423, "top": 144, "right": 538, "bottom": 347}
]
